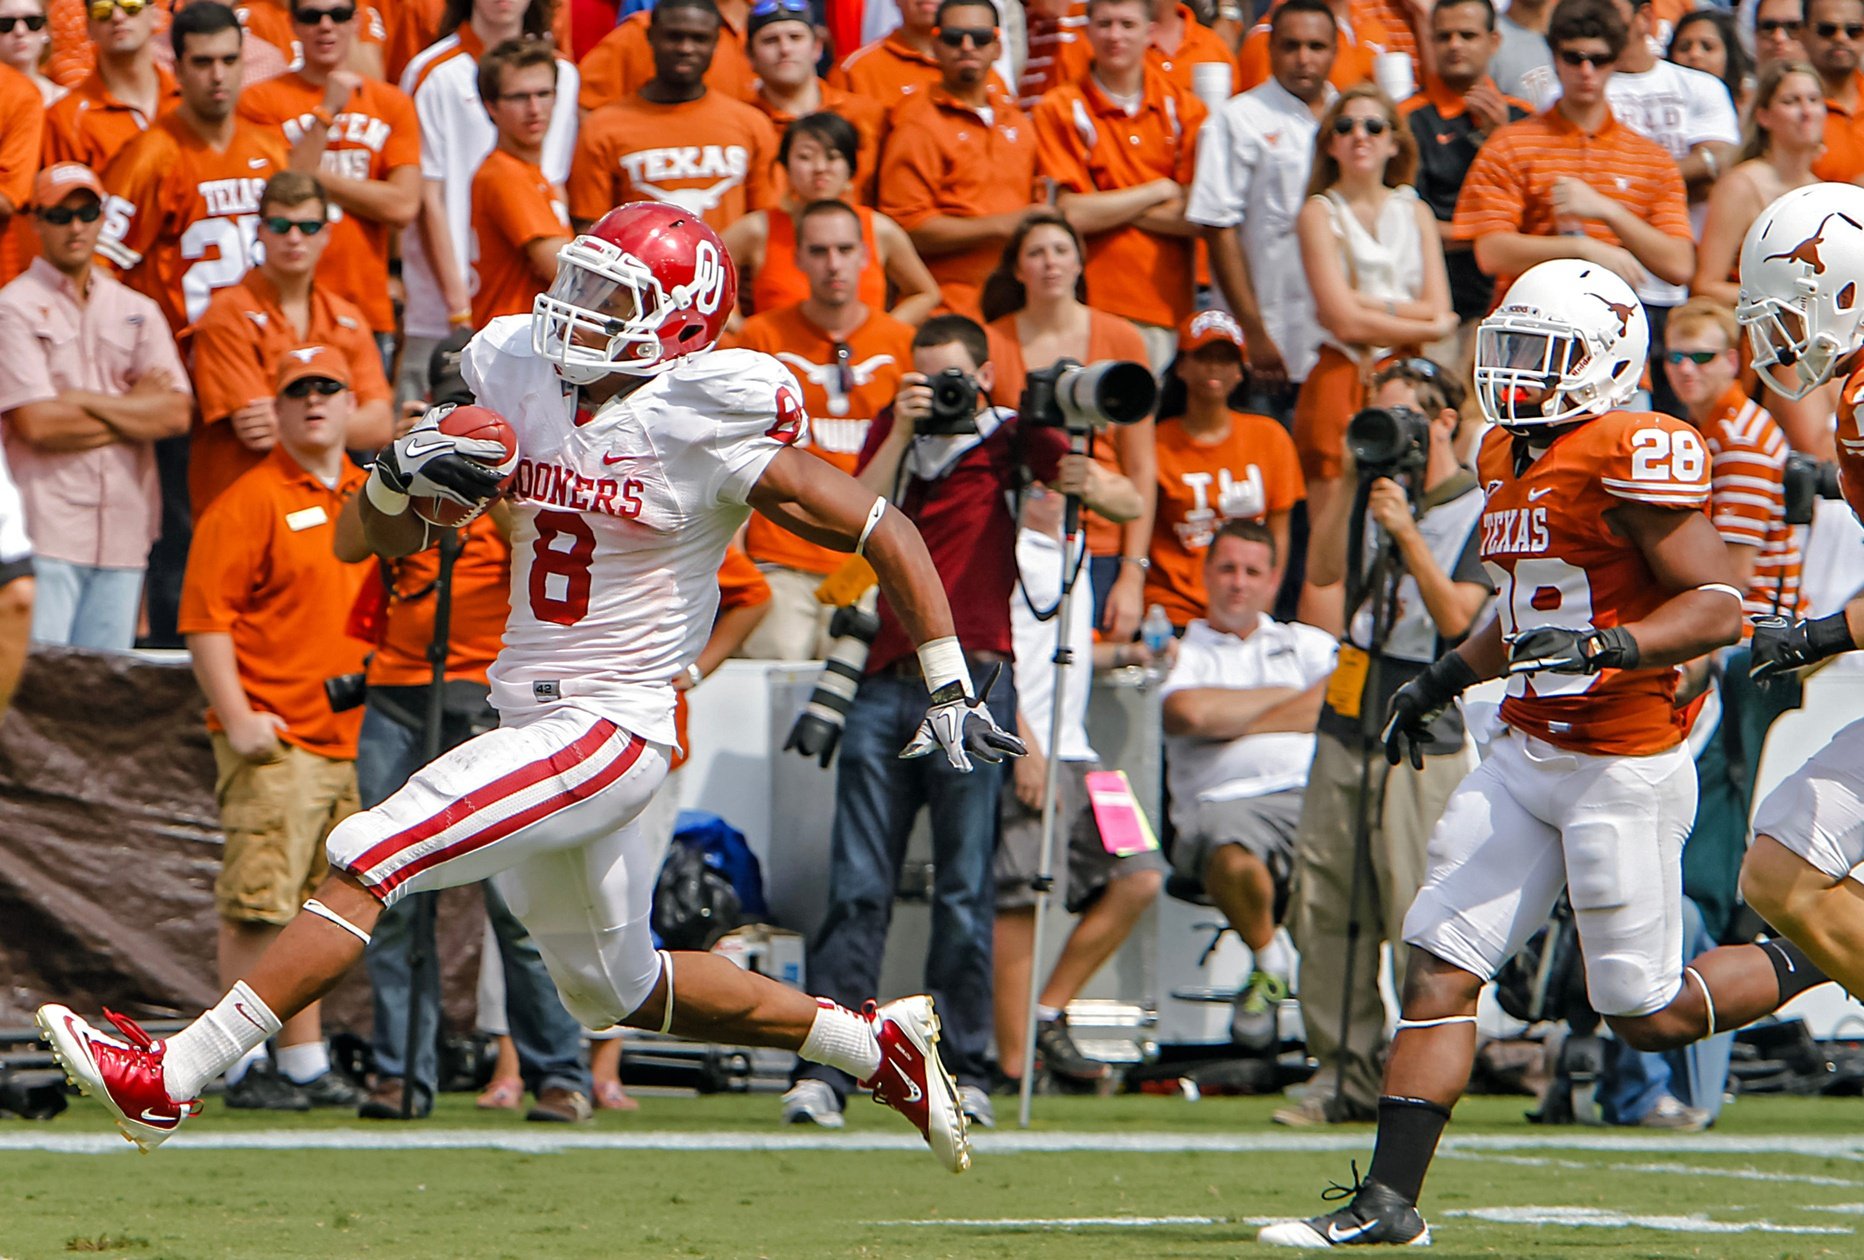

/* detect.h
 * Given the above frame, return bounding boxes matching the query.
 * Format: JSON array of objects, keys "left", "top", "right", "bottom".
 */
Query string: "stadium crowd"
[{"left": 0, "top": 0, "right": 1848, "bottom": 1135}]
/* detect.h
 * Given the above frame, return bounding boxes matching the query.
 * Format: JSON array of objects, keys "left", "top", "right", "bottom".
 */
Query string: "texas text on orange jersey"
[{"left": 1476, "top": 409, "right": 1712, "bottom": 756}]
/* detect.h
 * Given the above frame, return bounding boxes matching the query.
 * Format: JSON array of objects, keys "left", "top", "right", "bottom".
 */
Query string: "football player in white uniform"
[{"left": 37, "top": 203, "right": 1018, "bottom": 1175}]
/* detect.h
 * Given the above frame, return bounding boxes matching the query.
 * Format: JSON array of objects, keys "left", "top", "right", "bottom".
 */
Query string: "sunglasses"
[
  {"left": 37, "top": 202, "right": 102, "bottom": 225},
  {"left": 87, "top": 0, "right": 148, "bottom": 19},
  {"left": 1816, "top": 20, "right": 1864, "bottom": 37},
  {"left": 750, "top": 0, "right": 810, "bottom": 14},
  {"left": 1558, "top": 47, "right": 1614, "bottom": 67},
  {"left": 263, "top": 216, "right": 325, "bottom": 236},
  {"left": 1373, "top": 353, "right": 1443, "bottom": 381},
  {"left": 1664, "top": 349, "right": 1726, "bottom": 365},
  {"left": 282, "top": 377, "right": 345, "bottom": 398},
  {"left": 0, "top": 14, "right": 47, "bottom": 32},
  {"left": 293, "top": 3, "right": 355, "bottom": 22},
  {"left": 1331, "top": 115, "right": 1389, "bottom": 137},
  {"left": 1756, "top": 17, "right": 1801, "bottom": 33},
  {"left": 934, "top": 24, "right": 997, "bottom": 46}
]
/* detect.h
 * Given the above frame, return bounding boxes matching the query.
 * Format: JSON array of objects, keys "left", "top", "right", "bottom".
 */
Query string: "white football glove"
[
  {"left": 899, "top": 663, "right": 1026, "bottom": 772},
  {"left": 373, "top": 405, "right": 507, "bottom": 509}
]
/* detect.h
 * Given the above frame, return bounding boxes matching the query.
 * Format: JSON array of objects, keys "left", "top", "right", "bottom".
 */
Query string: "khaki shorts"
[
  {"left": 996, "top": 759, "right": 1167, "bottom": 913},
  {"left": 212, "top": 734, "right": 360, "bottom": 925}
]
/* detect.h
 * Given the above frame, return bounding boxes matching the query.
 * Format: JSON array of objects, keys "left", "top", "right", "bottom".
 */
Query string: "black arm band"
[{"left": 1808, "top": 610, "right": 1856, "bottom": 661}]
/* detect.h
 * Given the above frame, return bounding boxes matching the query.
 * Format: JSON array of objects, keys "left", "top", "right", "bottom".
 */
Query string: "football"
[{"left": 411, "top": 404, "right": 520, "bottom": 528}]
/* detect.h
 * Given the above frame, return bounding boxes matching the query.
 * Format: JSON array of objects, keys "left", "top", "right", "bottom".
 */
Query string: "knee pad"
[{"left": 1585, "top": 951, "right": 1675, "bottom": 1020}]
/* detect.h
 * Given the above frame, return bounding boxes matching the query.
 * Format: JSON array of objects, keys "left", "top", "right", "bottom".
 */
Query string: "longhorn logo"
[
  {"left": 1593, "top": 295, "right": 1637, "bottom": 337},
  {"left": 1764, "top": 211, "right": 1864, "bottom": 274}
]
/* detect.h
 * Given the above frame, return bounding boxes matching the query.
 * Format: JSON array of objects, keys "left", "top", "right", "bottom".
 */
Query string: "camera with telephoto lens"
[
  {"left": 1019, "top": 359, "right": 1157, "bottom": 432},
  {"left": 1347, "top": 405, "right": 1430, "bottom": 480},
  {"left": 1783, "top": 451, "right": 1843, "bottom": 526},
  {"left": 324, "top": 671, "right": 367, "bottom": 713},
  {"left": 918, "top": 367, "right": 981, "bottom": 435},
  {"left": 785, "top": 592, "right": 881, "bottom": 767}
]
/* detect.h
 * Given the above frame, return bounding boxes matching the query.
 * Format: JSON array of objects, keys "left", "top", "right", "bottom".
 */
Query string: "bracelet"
[
  {"left": 683, "top": 662, "right": 703, "bottom": 688},
  {"left": 917, "top": 636, "right": 973, "bottom": 698},
  {"left": 1700, "top": 146, "right": 1719, "bottom": 180},
  {"left": 448, "top": 308, "right": 473, "bottom": 327},
  {"left": 1120, "top": 556, "right": 1150, "bottom": 570}
]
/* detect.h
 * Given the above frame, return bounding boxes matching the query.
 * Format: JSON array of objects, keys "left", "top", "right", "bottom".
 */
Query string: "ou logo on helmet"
[{"left": 682, "top": 241, "right": 727, "bottom": 316}]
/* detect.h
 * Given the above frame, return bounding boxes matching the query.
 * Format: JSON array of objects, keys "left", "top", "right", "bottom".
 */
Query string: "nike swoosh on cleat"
[
  {"left": 139, "top": 1107, "right": 178, "bottom": 1126},
  {"left": 891, "top": 1063, "right": 923, "bottom": 1104},
  {"left": 1327, "top": 1220, "right": 1378, "bottom": 1243}
]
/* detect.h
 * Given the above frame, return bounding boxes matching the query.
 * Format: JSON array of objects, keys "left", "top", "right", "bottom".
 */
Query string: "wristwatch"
[{"left": 1120, "top": 556, "right": 1151, "bottom": 571}]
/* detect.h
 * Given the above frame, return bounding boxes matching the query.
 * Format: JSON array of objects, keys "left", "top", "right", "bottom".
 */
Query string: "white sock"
[
  {"left": 1253, "top": 936, "right": 1293, "bottom": 982},
  {"left": 798, "top": 1001, "right": 882, "bottom": 1080},
  {"left": 1035, "top": 1004, "right": 1062, "bottom": 1024},
  {"left": 164, "top": 981, "right": 281, "bottom": 1101},
  {"left": 223, "top": 1045, "right": 267, "bottom": 1086},
  {"left": 275, "top": 1040, "right": 330, "bottom": 1085}
]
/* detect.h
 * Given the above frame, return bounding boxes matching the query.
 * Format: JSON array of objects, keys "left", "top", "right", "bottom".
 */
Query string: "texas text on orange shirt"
[
  {"left": 750, "top": 81, "right": 887, "bottom": 204},
  {"left": 471, "top": 148, "right": 571, "bottom": 328},
  {"left": 876, "top": 83, "right": 1037, "bottom": 321},
  {"left": 96, "top": 112, "right": 289, "bottom": 335},
  {"left": 1146, "top": 411, "right": 1305, "bottom": 625},
  {"left": 752, "top": 204, "right": 888, "bottom": 315},
  {"left": 577, "top": 9, "right": 755, "bottom": 111},
  {"left": 0, "top": 66, "right": 44, "bottom": 288},
  {"left": 1698, "top": 384, "right": 1799, "bottom": 625},
  {"left": 44, "top": 66, "right": 180, "bottom": 173},
  {"left": 367, "top": 511, "right": 511, "bottom": 688},
  {"left": 186, "top": 270, "right": 390, "bottom": 513},
  {"left": 1032, "top": 65, "right": 1206, "bottom": 330},
  {"left": 727, "top": 303, "right": 914, "bottom": 574},
  {"left": 239, "top": 72, "right": 423, "bottom": 335},
  {"left": 1052, "top": 4, "right": 1236, "bottom": 94},
  {"left": 1477, "top": 410, "right": 1710, "bottom": 756},
  {"left": 671, "top": 547, "right": 771, "bottom": 771},
  {"left": 568, "top": 89, "right": 778, "bottom": 232},
  {"left": 176, "top": 445, "right": 371, "bottom": 759}
]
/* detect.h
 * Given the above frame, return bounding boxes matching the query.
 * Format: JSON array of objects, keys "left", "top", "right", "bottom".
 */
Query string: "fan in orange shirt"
[
  {"left": 1237, "top": 0, "right": 1391, "bottom": 91},
  {"left": 831, "top": 0, "right": 945, "bottom": 106},
  {"left": 1052, "top": 0, "right": 1238, "bottom": 94},
  {"left": 577, "top": 0, "right": 753, "bottom": 110},
  {"left": 469, "top": 39, "right": 572, "bottom": 327},
  {"left": 742, "top": 0, "right": 885, "bottom": 204},
  {"left": 568, "top": 0, "right": 777, "bottom": 233},
  {"left": 0, "top": 64, "right": 44, "bottom": 287},
  {"left": 43, "top": 0, "right": 179, "bottom": 173},
  {"left": 46, "top": 0, "right": 173, "bottom": 88}
]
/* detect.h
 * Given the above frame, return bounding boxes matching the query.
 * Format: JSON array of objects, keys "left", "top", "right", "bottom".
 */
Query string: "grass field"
[{"left": 9, "top": 1090, "right": 1864, "bottom": 1258}]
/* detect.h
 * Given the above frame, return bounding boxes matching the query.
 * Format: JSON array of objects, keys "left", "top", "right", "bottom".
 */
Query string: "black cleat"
[{"left": 1258, "top": 1169, "right": 1431, "bottom": 1248}]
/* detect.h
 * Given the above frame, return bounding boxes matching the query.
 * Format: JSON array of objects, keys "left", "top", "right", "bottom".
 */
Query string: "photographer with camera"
[
  {"left": 784, "top": 314, "right": 1140, "bottom": 1131},
  {"left": 1275, "top": 355, "right": 1493, "bottom": 1128}
]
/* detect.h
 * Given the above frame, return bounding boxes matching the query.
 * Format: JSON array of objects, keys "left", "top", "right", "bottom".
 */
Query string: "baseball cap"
[
  {"left": 747, "top": 0, "right": 813, "bottom": 38},
  {"left": 1179, "top": 309, "right": 1246, "bottom": 354},
  {"left": 34, "top": 163, "right": 104, "bottom": 208},
  {"left": 275, "top": 344, "right": 352, "bottom": 393}
]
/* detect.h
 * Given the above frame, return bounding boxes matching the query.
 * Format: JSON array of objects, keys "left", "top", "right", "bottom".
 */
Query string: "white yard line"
[
  {"left": 869, "top": 1215, "right": 1222, "bottom": 1228},
  {"left": 1441, "top": 1148, "right": 1864, "bottom": 1187}
]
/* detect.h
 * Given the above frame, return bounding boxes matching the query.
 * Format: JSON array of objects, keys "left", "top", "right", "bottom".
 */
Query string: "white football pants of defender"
[
  {"left": 1750, "top": 714, "right": 1864, "bottom": 883},
  {"left": 1401, "top": 728, "right": 1694, "bottom": 1018},
  {"left": 325, "top": 705, "right": 672, "bottom": 1032}
]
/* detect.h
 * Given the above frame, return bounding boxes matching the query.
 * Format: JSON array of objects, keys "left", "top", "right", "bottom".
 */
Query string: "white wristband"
[
  {"left": 365, "top": 468, "right": 410, "bottom": 516},
  {"left": 684, "top": 662, "right": 703, "bottom": 687},
  {"left": 1695, "top": 583, "right": 1743, "bottom": 602},
  {"left": 855, "top": 496, "right": 888, "bottom": 557},
  {"left": 917, "top": 636, "right": 972, "bottom": 698}
]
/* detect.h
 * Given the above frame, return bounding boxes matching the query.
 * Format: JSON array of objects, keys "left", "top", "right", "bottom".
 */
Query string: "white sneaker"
[
  {"left": 780, "top": 1079, "right": 845, "bottom": 1129},
  {"left": 958, "top": 1084, "right": 996, "bottom": 1129}
]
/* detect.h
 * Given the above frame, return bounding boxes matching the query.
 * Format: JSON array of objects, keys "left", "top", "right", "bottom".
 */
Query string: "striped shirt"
[{"left": 1698, "top": 386, "right": 1800, "bottom": 623}]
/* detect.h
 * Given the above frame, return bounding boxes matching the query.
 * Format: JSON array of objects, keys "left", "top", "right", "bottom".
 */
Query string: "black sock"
[
  {"left": 1761, "top": 937, "right": 1828, "bottom": 1004},
  {"left": 1365, "top": 1096, "right": 1451, "bottom": 1206}
]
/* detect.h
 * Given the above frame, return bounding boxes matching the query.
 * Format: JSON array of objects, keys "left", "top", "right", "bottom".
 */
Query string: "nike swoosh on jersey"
[
  {"left": 1528, "top": 487, "right": 1554, "bottom": 501},
  {"left": 602, "top": 452, "right": 642, "bottom": 465}
]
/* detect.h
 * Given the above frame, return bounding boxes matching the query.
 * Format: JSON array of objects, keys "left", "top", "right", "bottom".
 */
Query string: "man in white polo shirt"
[{"left": 1161, "top": 518, "right": 1337, "bottom": 1051}]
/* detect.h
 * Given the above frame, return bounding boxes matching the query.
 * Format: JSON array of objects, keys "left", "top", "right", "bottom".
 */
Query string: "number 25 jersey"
[
  {"left": 1476, "top": 410, "right": 1710, "bottom": 756},
  {"left": 462, "top": 317, "right": 802, "bottom": 746}
]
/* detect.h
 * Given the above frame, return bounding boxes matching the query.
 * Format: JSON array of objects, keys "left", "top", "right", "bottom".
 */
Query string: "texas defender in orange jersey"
[
  {"left": 1257, "top": 258, "right": 1833, "bottom": 1251},
  {"left": 96, "top": 3, "right": 289, "bottom": 335}
]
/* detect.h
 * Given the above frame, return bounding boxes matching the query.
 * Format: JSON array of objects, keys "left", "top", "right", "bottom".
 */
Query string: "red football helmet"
[{"left": 532, "top": 202, "right": 738, "bottom": 383}]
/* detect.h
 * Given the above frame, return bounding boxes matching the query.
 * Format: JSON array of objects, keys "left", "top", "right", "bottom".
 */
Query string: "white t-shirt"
[
  {"left": 1161, "top": 615, "right": 1337, "bottom": 829},
  {"left": 463, "top": 318, "right": 796, "bottom": 745},
  {"left": 1009, "top": 526, "right": 1094, "bottom": 762}
]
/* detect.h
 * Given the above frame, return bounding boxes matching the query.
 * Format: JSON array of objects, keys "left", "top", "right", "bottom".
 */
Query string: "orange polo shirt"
[
  {"left": 1814, "top": 71, "right": 1864, "bottom": 182},
  {"left": 44, "top": 66, "right": 180, "bottom": 173},
  {"left": 186, "top": 270, "right": 391, "bottom": 514},
  {"left": 568, "top": 88, "right": 778, "bottom": 232},
  {"left": 751, "top": 80, "right": 888, "bottom": 205},
  {"left": 577, "top": 9, "right": 756, "bottom": 111},
  {"left": 1033, "top": 66, "right": 1206, "bottom": 330},
  {"left": 470, "top": 148, "right": 571, "bottom": 328},
  {"left": 1236, "top": 0, "right": 1388, "bottom": 93},
  {"left": 366, "top": 511, "right": 511, "bottom": 688},
  {"left": 178, "top": 444, "right": 371, "bottom": 759},
  {"left": 1053, "top": 5, "right": 1237, "bottom": 94},
  {"left": 831, "top": 29, "right": 941, "bottom": 107},
  {"left": 877, "top": 83, "right": 1037, "bottom": 320}
]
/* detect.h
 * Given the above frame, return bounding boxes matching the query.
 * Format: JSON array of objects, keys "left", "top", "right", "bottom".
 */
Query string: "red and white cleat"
[
  {"left": 861, "top": 995, "right": 971, "bottom": 1174},
  {"left": 36, "top": 1005, "right": 199, "bottom": 1153}
]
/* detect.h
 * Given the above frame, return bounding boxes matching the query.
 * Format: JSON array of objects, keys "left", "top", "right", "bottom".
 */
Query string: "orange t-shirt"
[
  {"left": 186, "top": 270, "right": 391, "bottom": 513},
  {"left": 752, "top": 204, "right": 887, "bottom": 315},
  {"left": 470, "top": 148, "right": 571, "bottom": 328},
  {"left": 1052, "top": 4, "right": 1236, "bottom": 94},
  {"left": 96, "top": 112, "right": 289, "bottom": 335},
  {"left": 1146, "top": 412, "right": 1305, "bottom": 625},
  {"left": 727, "top": 304, "right": 915, "bottom": 574},
  {"left": 0, "top": 66, "right": 45, "bottom": 289},
  {"left": 1032, "top": 66, "right": 1205, "bottom": 330},
  {"left": 1236, "top": 8, "right": 1384, "bottom": 93},
  {"left": 577, "top": 9, "right": 755, "bottom": 111},
  {"left": 876, "top": 84, "right": 1037, "bottom": 321},
  {"left": 43, "top": 67, "right": 180, "bottom": 173},
  {"left": 383, "top": 0, "right": 446, "bottom": 86},
  {"left": 177, "top": 444, "right": 371, "bottom": 759},
  {"left": 987, "top": 309, "right": 1150, "bottom": 557},
  {"left": 751, "top": 80, "right": 888, "bottom": 205},
  {"left": 1453, "top": 107, "right": 1692, "bottom": 302},
  {"left": 568, "top": 89, "right": 778, "bottom": 232},
  {"left": 238, "top": 72, "right": 422, "bottom": 335},
  {"left": 1476, "top": 412, "right": 1710, "bottom": 756},
  {"left": 366, "top": 512, "right": 512, "bottom": 687},
  {"left": 1815, "top": 71, "right": 1864, "bottom": 182},
  {"left": 1695, "top": 385, "right": 1799, "bottom": 625},
  {"left": 670, "top": 546, "right": 770, "bottom": 770}
]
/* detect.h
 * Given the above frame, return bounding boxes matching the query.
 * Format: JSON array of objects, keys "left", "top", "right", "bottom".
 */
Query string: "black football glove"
[
  {"left": 1506, "top": 625, "right": 1640, "bottom": 676},
  {"left": 1381, "top": 652, "right": 1480, "bottom": 770},
  {"left": 899, "top": 662, "right": 1027, "bottom": 772},
  {"left": 373, "top": 404, "right": 506, "bottom": 510},
  {"left": 1750, "top": 612, "right": 1856, "bottom": 683}
]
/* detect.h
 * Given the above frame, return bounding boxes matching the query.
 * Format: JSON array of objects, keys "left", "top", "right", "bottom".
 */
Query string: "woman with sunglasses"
[
  {"left": 1668, "top": 8, "right": 1752, "bottom": 112},
  {"left": 721, "top": 111, "right": 941, "bottom": 325},
  {"left": 1, "top": 0, "right": 62, "bottom": 102},
  {"left": 980, "top": 209, "right": 1157, "bottom": 641},
  {"left": 1294, "top": 84, "right": 1454, "bottom": 628}
]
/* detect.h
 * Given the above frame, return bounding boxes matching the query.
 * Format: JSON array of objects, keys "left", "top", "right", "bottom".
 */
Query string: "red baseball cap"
[{"left": 1179, "top": 309, "right": 1246, "bottom": 354}]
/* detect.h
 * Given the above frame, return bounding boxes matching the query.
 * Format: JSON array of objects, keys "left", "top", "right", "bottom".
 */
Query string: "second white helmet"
[
  {"left": 1737, "top": 181, "right": 1864, "bottom": 401},
  {"left": 1474, "top": 258, "right": 1649, "bottom": 431}
]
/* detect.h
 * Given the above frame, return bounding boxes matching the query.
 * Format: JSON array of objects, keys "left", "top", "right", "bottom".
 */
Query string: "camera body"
[
  {"left": 920, "top": 367, "right": 981, "bottom": 435},
  {"left": 1347, "top": 405, "right": 1430, "bottom": 481},
  {"left": 1783, "top": 451, "right": 1843, "bottom": 526},
  {"left": 1020, "top": 359, "right": 1157, "bottom": 433},
  {"left": 324, "top": 671, "right": 368, "bottom": 713}
]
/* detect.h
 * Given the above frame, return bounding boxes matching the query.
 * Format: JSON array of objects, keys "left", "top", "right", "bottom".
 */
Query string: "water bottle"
[{"left": 1140, "top": 604, "right": 1173, "bottom": 684}]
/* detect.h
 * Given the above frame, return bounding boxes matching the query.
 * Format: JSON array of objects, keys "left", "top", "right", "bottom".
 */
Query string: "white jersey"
[{"left": 462, "top": 317, "right": 801, "bottom": 746}]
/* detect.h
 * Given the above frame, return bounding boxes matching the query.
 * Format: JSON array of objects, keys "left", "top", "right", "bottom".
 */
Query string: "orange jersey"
[
  {"left": 1052, "top": 5, "right": 1236, "bottom": 94},
  {"left": 238, "top": 72, "right": 422, "bottom": 335},
  {"left": 43, "top": 67, "right": 180, "bottom": 173},
  {"left": 1146, "top": 412, "right": 1305, "bottom": 625},
  {"left": 1031, "top": 67, "right": 1205, "bottom": 330},
  {"left": 96, "top": 112, "right": 289, "bottom": 335},
  {"left": 1696, "top": 385, "right": 1799, "bottom": 624},
  {"left": 470, "top": 148, "right": 571, "bottom": 328},
  {"left": 727, "top": 304, "right": 914, "bottom": 573},
  {"left": 186, "top": 270, "right": 391, "bottom": 513},
  {"left": 568, "top": 90, "right": 778, "bottom": 232},
  {"left": 1832, "top": 367, "right": 1864, "bottom": 568},
  {"left": 752, "top": 204, "right": 887, "bottom": 315},
  {"left": 876, "top": 84, "right": 1037, "bottom": 321},
  {"left": 670, "top": 547, "right": 771, "bottom": 770},
  {"left": 1477, "top": 411, "right": 1711, "bottom": 756},
  {"left": 366, "top": 512, "right": 512, "bottom": 688},
  {"left": 0, "top": 66, "right": 44, "bottom": 288},
  {"left": 577, "top": 10, "right": 755, "bottom": 111},
  {"left": 751, "top": 80, "right": 887, "bottom": 205}
]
